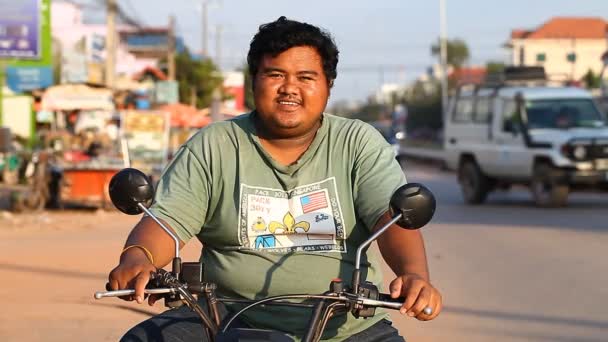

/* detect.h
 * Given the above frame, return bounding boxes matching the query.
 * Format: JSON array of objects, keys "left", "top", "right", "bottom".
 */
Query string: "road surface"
[{"left": 0, "top": 160, "right": 606, "bottom": 341}]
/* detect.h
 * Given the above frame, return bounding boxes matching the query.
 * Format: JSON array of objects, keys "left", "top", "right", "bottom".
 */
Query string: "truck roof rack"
[{"left": 484, "top": 66, "right": 547, "bottom": 86}]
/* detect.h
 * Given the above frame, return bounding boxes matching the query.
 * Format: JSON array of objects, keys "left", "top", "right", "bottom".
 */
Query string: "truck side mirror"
[{"left": 503, "top": 120, "right": 520, "bottom": 136}]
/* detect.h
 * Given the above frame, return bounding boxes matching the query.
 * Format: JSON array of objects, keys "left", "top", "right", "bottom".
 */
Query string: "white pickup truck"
[{"left": 444, "top": 67, "right": 608, "bottom": 207}]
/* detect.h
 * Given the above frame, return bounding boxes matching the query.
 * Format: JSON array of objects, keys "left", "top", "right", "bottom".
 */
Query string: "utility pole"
[
  {"left": 378, "top": 66, "right": 385, "bottom": 87},
  {"left": 215, "top": 25, "right": 222, "bottom": 69},
  {"left": 210, "top": 27, "right": 222, "bottom": 122},
  {"left": 439, "top": 0, "right": 449, "bottom": 143},
  {"left": 190, "top": 87, "right": 197, "bottom": 107},
  {"left": 202, "top": 1, "right": 209, "bottom": 58},
  {"left": 105, "top": 0, "right": 117, "bottom": 89},
  {"left": 168, "top": 15, "right": 176, "bottom": 80}
]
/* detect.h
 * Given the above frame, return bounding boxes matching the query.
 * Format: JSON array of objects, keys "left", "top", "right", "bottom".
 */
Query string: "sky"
[{"left": 76, "top": 0, "right": 608, "bottom": 105}]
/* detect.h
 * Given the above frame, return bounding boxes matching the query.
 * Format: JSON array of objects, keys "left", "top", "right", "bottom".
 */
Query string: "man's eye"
[
  {"left": 268, "top": 73, "right": 282, "bottom": 78},
  {"left": 299, "top": 76, "right": 314, "bottom": 81}
]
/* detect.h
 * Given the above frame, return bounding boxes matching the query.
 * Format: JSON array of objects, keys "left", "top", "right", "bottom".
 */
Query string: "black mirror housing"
[
  {"left": 108, "top": 168, "right": 154, "bottom": 215},
  {"left": 389, "top": 183, "right": 436, "bottom": 229}
]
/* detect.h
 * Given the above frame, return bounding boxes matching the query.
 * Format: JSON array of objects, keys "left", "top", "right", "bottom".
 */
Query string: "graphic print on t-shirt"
[{"left": 239, "top": 178, "right": 346, "bottom": 252}]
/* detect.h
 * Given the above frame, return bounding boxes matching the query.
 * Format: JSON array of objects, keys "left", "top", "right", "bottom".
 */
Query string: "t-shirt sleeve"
[
  {"left": 148, "top": 145, "right": 211, "bottom": 243},
  {"left": 352, "top": 124, "right": 407, "bottom": 232}
]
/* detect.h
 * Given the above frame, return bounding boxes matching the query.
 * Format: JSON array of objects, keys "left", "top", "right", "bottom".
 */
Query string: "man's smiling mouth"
[{"left": 278, "top": 100, "right": 300, "bottom": 106}]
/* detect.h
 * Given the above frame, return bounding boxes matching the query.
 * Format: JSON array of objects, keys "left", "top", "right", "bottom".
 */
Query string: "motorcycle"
[{"left": 94, "top": 168, "right": 436, "bottom": 342}]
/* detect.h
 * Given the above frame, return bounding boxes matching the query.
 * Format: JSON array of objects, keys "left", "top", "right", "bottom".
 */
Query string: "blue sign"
[
  {"left": 6, "top": 66, "right": 53, "bottom": 92},
  {"left": 88, "top": 34, "right": 105, "bottom": 63},
  {"left": 155, "top": 81, "right": 179, "bottom": 104},
  {"left": 0, "top": 0, "right": 40, "bottom": 59}
]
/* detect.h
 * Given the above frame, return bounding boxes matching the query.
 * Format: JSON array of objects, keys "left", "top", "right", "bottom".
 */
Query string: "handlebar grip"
[
  {"left": 94, "top": 288, "right": 176, "bottom": 299},
  {"left": 378, "top": 293, "right": 405, "bottom": 304},
  {"left": 358, "top": 293, "right": 404, "bottom": 310}
]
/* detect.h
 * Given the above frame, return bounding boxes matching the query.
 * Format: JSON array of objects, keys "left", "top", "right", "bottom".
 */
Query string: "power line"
[
  {"left": 121, "top": 0, "right": 145, "bottom": 26},
  {"left": 92, "top": 0, "right": 142, "bottom": 27},
  {"left": 339, "top": 64, "right": 428, "bottom": 72}
]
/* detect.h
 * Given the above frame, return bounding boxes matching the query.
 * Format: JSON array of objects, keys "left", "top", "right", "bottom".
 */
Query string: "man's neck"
[{"left": 255, "top": 120, "right": 321, "bottom": 166}]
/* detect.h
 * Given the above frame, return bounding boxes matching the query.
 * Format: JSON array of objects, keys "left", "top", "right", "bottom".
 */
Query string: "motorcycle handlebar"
[
  {"left": 94, "top": 269, "right": 177, "bottom": 300},
  {"left": 94, "top": 287, "right": 176, "bottom": 299},
  {"left": 359, "top": 293, "right": 405, "bottom": 310},
  {"left": 94, "top": 288, "right": 405, "bottom": 312}
]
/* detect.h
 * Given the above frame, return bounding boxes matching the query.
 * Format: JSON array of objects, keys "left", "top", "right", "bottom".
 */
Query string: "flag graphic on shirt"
[{"left": 300, "top": 191, "right": 328, "bottom": 213}]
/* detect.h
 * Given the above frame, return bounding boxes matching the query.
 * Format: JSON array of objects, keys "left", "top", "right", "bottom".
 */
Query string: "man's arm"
[
  {"left": 375, "top": 211, "right": 442, "bottom": 320},
  {"left": 108, "top": 216, "right": 185, "bottom": 305}
]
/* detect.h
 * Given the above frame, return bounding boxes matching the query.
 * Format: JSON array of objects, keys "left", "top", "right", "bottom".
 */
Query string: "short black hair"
[{"left": 247, "top": 16, "right": 339, "bottom": 87}]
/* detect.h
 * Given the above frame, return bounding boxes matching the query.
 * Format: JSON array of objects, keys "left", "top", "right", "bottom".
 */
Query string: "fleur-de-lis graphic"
[{"left": 268, "top": 212, "right": 310, "bottom": 234}]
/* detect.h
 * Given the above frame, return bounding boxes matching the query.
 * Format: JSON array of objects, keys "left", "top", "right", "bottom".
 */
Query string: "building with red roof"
[
  {"left": 449, "top": 67, "right": 487, "bottom": 86},
  {"left": 506, "top": 17, "right": 608, "bottom": 81}
]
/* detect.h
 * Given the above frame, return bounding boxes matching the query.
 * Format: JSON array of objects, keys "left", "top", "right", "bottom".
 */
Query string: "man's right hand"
[
  {"left": 108, "top": 217, "right": 185, "bottom": 305},
  {"left": 108, "top": 247, "right": 157, "bottom": 305}
]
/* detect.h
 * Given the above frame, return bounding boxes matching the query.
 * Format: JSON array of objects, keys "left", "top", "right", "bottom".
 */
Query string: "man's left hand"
[{"left": 389, "top": 273, "right": 442, "bottom": 321}]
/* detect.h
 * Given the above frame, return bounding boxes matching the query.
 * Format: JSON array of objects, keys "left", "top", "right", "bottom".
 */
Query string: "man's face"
[{"left": 253, "top": 46, "right": 330, "bottom": 138}]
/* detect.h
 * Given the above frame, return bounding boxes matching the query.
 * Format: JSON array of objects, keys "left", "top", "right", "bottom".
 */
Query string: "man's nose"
[{"left": 278, "top": 76, "right": 298, "bottom": 95}]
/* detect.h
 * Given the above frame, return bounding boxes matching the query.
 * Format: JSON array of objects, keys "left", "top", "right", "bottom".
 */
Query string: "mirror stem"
[
  {"left": 352, "top": 213, "right": 402, "bottom": 294},
  {"left": 137, "top": 203, "right": 180, "bottom": 260}
]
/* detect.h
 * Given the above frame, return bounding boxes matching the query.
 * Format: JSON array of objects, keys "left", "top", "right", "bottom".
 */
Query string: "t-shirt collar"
[{"left": 247, "top": 111, "right": 328, "bottom": 175}]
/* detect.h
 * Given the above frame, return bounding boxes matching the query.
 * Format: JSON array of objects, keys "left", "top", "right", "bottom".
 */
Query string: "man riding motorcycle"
[{"left": 109, "top": 16, "right": 442, "bottom": 342}]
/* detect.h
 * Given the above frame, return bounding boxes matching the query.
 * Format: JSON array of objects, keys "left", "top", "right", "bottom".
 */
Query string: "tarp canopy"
[
  {"left": 41, "top": 84, "right": 114, "bottom": 111},
  {"left": 159, "top": 103, "right": 212, "bottom": 128},
  {"left": 199, "top": 105, "right": 245, "bottom": 118}
]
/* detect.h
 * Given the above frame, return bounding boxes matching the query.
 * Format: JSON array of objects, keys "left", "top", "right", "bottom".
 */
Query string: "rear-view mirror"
[
  {"left": 389, "top": 183, "right": 436, "bottom": 229},
  {"left": 108, "top": 168, "right": 154, "bottom": 215}
]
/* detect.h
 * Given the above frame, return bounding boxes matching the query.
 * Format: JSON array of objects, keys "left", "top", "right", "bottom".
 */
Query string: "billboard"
[
  {"left": 6, "top": 65, "right": 52, "bottom": 92},
  {"left": 0, "top": 0, "right": 41, "bottom": 59},
  {"left": 223, "top": 71, "right": 245, "bottom": 111},
  {"left": 61, "top": 49, "right": 88, "bottom": 84},
  {"left": 122, "top": 110, "right": 170, "bottom": 172},
  {"left": 1, "top": 94, "right": 34, "bottom": 140},
  {"left": 155, "top": 81, "right": 179, "bottom": 104}
]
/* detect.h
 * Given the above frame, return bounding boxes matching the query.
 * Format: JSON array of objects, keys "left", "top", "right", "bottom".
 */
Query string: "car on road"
[{"left": 444, "top": 66, "right": 608, "bottom": 207}]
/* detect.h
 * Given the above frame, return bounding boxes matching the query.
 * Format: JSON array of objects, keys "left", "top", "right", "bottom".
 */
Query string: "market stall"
[
  {"left": 159, "top": 103, "right": 211, "bottom": 155},
  {"left": 122, "top": 109, "right": 171, "bottom": 177},
  {"left": 40, "top": 84, "right": 125, "bottom": 208}
]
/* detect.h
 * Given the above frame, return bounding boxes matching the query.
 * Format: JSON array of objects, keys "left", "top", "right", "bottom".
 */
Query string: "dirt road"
[
  {"left": 1, "top": 162, "right": 607, "bottom": 341},
  {"left": 0, "top": 210, "right": 192, "bottom": 341},
  {"left": 0, "top": 210, "right": 418, "bottom": 341}
]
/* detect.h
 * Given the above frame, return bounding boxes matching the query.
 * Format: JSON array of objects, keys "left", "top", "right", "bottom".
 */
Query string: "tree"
[
  {"left": 582, "top": 69, "right": 601, "bottom": 89},
  {"left": 403, "top": 81, "right": 443, "bottom": 137},
  {"left": 51, "top": 37, "right": 62, "bottom": 85},
  {"left": 485, "top": 61, "right": 505, "bottom": 74},
  {"left": 241, "top": 65, "right": 255, "bottom": 110},
  {"left": 348, "top": 101, "right": 390, "bottom": 122},
  {"left": 431, "top": 38, "right": 470, "bottom": 69},
  {"left": 173, "top": 50, "right": 224, "bottom": 108}
]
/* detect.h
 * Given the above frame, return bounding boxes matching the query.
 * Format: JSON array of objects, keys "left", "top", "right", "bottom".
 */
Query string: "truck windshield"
[{"left": 525, "top": 99, "right": 606, "bottom": 129}]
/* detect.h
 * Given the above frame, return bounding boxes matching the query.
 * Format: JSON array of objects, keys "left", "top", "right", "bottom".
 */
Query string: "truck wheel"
[
  {"left": 459, "top": 159, "right": 491, "bottom": 204},
  {"left": 531, "top": 163, "right": 568, "bottom": 207}
]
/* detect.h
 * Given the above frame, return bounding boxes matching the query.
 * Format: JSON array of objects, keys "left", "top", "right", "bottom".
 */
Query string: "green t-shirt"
[{"left": 150, "top": 112, "right": 406, "bottom": 341}]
